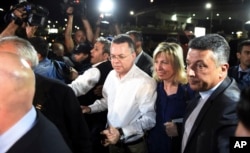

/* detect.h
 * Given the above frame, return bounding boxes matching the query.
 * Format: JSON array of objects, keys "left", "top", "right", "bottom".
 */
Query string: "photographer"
[
  {"left": 64, "top": 4, "right": 94, "bottom": 54},
  {"left": 0, "top": 1, "right": 48, "bottom": 38}
]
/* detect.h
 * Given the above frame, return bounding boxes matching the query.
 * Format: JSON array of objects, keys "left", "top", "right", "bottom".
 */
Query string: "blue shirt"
[{"left": 34, "top": 58, "right": 65, "bottom": 82}]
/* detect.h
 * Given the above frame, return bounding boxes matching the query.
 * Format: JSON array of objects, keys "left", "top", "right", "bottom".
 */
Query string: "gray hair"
[
  {"left": 188, "top": 34, "right": 230, "bottom": 66},
  {"left": 0, "top": 36, "right": 39, "bottom": 69}
]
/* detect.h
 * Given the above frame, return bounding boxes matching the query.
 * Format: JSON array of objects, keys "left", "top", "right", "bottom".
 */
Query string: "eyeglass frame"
[{"left": 109, "top": 53, "right": 133, "bottom": 61}]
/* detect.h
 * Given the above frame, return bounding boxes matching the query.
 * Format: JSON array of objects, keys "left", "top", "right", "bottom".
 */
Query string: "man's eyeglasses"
[{"left": 109, "top": 53, "right": 132, "bottom": 61}]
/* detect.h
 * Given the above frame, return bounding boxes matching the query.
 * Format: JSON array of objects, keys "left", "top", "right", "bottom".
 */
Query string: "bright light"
[
  {"left": 150, "top": 0, "right": 154, "bottom": 3},
  {"left": 205, "top": 3, "right": 212, "bottom": 9},
  {"left": 194, "top": 27, "right": 206, "bottom": 37},
  {"left": 0, "top": 8, "right": 4, "bottom": 11},
  {"left": 48, "top": 28, "right": 58, "bottom": 34},
  {"left": 186, "top": 17, "right": 192, "bottom": 23},
  {"left": 216, "top": 13, "right": 219, "bottom": 16},
  {"left": 99, "top": 0, "right": 114, "bottom": 14},
  {"left": 228, "top": 17, "right": 232, "bottom": 20},
  {"left": 171, "top": 14, "right": 177, "bottom": 21},
  {"left": 130, "top": 11, "right": 134, "bottom": 16}
]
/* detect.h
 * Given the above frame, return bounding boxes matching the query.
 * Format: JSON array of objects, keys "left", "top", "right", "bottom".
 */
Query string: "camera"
[
  {"left": 5, "top": 1, "right": 49, "bottom": 27},
  {"left": 60, "top": 0, "right": 86, "bottom": 16}
]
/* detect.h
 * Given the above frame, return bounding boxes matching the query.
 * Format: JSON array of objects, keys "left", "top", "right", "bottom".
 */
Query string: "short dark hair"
[
  {"left": 237, "top": 39, "right": 250, "bottom": 53},
  {"left": 237, "top": 86, "right": 250, "bottom": 130},
  {"left": 96, "top": 37, "right": 111, "bottom": 55},
  {"left": 112, "top": 34, "right": 135, "bottom": 53},
  {"left": 188, "top": 34, "right": 230, "bottom": 66},
  {"left": 28, "top": 37, "right": 49, "bottom": 58},
  {"left": 126, "top": 30, "right": 143, "bottom": 42}
]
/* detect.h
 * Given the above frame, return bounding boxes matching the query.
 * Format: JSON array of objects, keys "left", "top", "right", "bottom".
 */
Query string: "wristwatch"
[{"left": 117, "top": 128, "right": 125, "bottom": 141}]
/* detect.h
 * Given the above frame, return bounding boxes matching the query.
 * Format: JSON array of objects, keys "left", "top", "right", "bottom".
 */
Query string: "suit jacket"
[
  {"left": 136, "top": 51, "right": 153, "bottom": 76},
  {"left": 33, "top": 74, "right": 92, "bottom": 153},
  {"left": 183, "top": 77, "right": 240, "bottom": 153},
  {"left": 228, "top": 65, "right": 250, "bottom": 90},
  {"left": 7, "top": 111, "right": 72, "bottom": 153}
]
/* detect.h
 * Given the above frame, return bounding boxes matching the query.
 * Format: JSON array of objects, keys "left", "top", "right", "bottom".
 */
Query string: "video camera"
[
  {"left": 5, "top": 1, "right": 49, "bottom": 27},
  {"left": 60, "top": 0, "right": 86, "bottom": 17}
]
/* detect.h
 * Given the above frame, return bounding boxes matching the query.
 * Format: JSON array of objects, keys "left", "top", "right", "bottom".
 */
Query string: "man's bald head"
[{"left": 0, "top": 52, "right": 35, "bottom": 113}]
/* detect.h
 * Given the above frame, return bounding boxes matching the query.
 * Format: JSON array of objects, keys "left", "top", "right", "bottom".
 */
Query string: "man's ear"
[
  {"left": 236, "top": 52, "right": 241, "bottom": 59},
  {"left": 103, "top": 52, "right": 109, "bottom": 60}
]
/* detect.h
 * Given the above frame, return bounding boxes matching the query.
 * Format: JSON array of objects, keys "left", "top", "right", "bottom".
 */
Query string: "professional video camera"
[
  {"left": 60, "top": 0, "right": 86, "bottom": 17},
  {"left": 4, "top": 1, "right": 49, "bottom": 27}
]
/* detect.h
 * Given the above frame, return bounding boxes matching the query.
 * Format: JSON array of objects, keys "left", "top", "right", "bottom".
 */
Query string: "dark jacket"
[
  {"left": 7, "top": 111, "right": 72, "bottom": 153},
  {"left": 77, "top": 60, "right": 113, "bottom": 153},
  {"left": 136, "top": 51, "right": 153, "bottom": 76},
  {"left": 228, "top": 65, "right": 250, "bottom": 90},
  {"left": 183, "top": 77, "right": 240, "bottom": 153},
  {"left": 33, "top": 74, "right": 92, "bottom": 153}
]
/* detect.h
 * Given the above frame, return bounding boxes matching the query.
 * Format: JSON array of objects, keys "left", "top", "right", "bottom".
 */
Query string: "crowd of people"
[{"left": 1, "top": 2, "right": 250, "bottom": 153}]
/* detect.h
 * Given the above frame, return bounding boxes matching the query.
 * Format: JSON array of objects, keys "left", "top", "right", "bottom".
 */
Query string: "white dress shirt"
[
  {"left": 89, "top": 64, "right": 157, "bottom": 143},
  {"left": 0, "top": 107, "right": 36, "bottom": 153},
  {"left": 181, "top": 81, "right": 223, "bottom": 153},
  {"left": 69, "top": 61, "right": 106, "bottom": 97}
]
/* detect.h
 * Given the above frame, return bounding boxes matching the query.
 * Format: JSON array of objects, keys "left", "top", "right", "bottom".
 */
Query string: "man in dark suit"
[
  {"left": 0, "top": 36, "right": 92, "bottom": 153},
  {"left": 182, "top": 34, "right": 240, "bottom": 153},
  {"left": 0, "top": 52, "right": 72, "bottom": 153},
  {"left": 228, "top": 39, "right": 250, "bottom": 90},
  {"left": 126, "top": 30, "right": 153, "bottom": 76}
]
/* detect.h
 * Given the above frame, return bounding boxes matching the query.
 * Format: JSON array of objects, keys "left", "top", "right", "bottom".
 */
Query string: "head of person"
[
  {"left": 110, "top": 34, "right": 136, "bottom": 77},
  {"left": 0, "top": 36, "right": 39, "bottom": 69},
  {"left": 0, "top": 52, "right": 35, "bottom": 134},
  {"left": 72, "top": 44, "right": 91, "bottom": 63},
  {"left": 153, "top": 42, "right": 187, "bottom": 84},
  {"left": 90, "top": 37, "right": 111, "bottom": 64},
  {"left": 52, "top": 42, "right": 65, "bottom": 57},
  {"left": 235, "top": 86, "right": 250, "bottom": 136},
  {"left": 74, "top": 29, "right": 87, "bottom": 44},
  {"left": 236, "top": 39, "right": 250, "bottom": 69},
  {"left": 126, "top": 30, "right": 143, "bottom": 55},
  {"left": 28, "top": 37, "right": 49, "bottom": 61},
  {"left": 186, "top": 34, "right": 230, "bottom": 91}
]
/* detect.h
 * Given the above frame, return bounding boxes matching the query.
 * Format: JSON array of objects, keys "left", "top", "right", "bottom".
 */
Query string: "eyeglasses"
[{"left": 109, "top": 53, "right": 132, "bottom": 61}]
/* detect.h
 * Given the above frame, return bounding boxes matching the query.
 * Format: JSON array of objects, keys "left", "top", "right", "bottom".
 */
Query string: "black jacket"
[
  {"left": 33, "top": 74, "right": 92, "bottom": 153},
  {"left": 7, "top": 111, "right": 72, "bottom": 153},
  {"left": 183, "top": 77, "right": 240, "bottom": 153},
  {"left": 136, "top": 51, "right": 153, "bottom": 76}
]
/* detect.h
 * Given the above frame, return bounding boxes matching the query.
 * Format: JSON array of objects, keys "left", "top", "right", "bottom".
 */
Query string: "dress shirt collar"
[
  {"left": 238, "top": 65, "right": 250, "bottom": 73},
  {"left": 0, "top": 107, "right": 37, "bottom": 153},
  {"left": 92, "top": 60, "right": 107, "bottom": 68},
  {"left": 115, "top": 64, "right": 138, "bottom": 80},
  {"left": 135, "top": 50, "right": 143, "bottom": 64},
  {"left": 199, "top": 80, "right": 223, "bottom": 100}
]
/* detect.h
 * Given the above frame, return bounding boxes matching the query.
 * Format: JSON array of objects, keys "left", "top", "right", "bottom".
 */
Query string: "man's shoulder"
[
  {"left": 35, "top": 73, "right": 72, "bottom": 91},
  {"left": 7, "top": 111, "right": 72, "bottom": 153},
  {"left": 140, "top": 52, "right": 153, "bottom": 62}
]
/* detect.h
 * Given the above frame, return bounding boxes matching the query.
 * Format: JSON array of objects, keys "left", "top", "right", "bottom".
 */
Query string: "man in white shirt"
[
  {"left": 82, "top": 34, "right": 157, "bottom": 153},
  {"left": 69, "top": 37, "right": 112, "bottom": 153}
]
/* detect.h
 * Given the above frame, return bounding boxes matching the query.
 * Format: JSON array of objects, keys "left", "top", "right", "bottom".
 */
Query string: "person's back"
[{"left": 0, "top": 52, "right": 71, "bottom": 153}]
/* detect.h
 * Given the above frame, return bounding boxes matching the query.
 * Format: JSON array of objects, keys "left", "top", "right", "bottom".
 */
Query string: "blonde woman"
[{"left": 147, "top": 42, "right": 194, "bottom": 153}]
